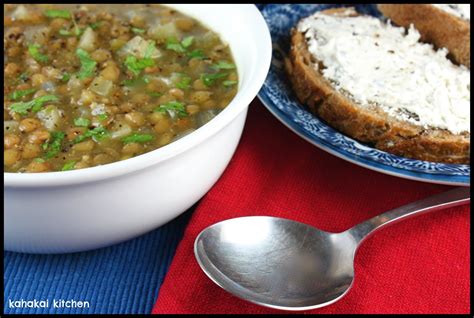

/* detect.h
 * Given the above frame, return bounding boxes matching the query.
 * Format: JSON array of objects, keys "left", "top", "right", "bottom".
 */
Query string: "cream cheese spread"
[
  {"left": 432, "top": 4, "right": 470, "bottom": 20},
  {"left": 297, "top": 11, "right": 470, "bottom": 134}
]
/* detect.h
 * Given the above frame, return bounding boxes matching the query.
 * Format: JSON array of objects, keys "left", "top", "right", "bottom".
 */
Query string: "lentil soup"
[{"left": 4, "top": 4, "right": 238, "bottom": 173}]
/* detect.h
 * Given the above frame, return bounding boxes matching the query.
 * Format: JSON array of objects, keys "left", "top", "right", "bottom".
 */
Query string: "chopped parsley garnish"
[
  {"left": 73, "top": 126, "right": 109, "bottom": 143},
  {"left": 144, "top": 41, "right": 156, "bottom": 57},
  {"left": 59, "top": 29, "right": 72, "bottom": 36},
  {"left": 212, "top": 61, "right": 236, "bottom": 70},
  {"left": 89, "top": 22, "right": 101, "bottom": 30},
  {"left": 122, "top": 76, "right": 150, "bottom": 87},
  {"left": 61, "top": 72, "right": 71, "bottom": 82},
  {"left": 223, "top": 80, "right": 238, "bottom": 87},
  {"left": 10, "top": 95, "right": 58, "bottom": 115},
  {"left": 200, "top": 72, "right": 227, "bottom": 87},
  {"left": 97, "top": 114, "right": 108, "bottom": 121},
  {"left": 181, "top": 36, "right": 194, "bottom": 48},
  {"left": 187, "top": 49, "right": 206, "bottom": 60},
  {"left": 155, "top": 101, "right": 188, "bottom": 118},
  {"left": 124, "top": 56, "right": 154, "bottom": 76},
  {"left": 28, "top": 44, "right": 49, "bottom": 63},
  {"left": 166, "top": 36, "right": 194, "bottom": 53},
  {"left": 44, "top": 9, "right": 71, "bottom": 19},
  {"left": 122, "top": 133, "right": 154, "bottom": 144},
  {"left": 124, "top": 42, "right": 156, "bottom": 76},
  {"left": 34, "top": 158, "right": 46, "bottom": 163},
  {"left": 74, "top": 27, "right": 85, "bottom": 37},
  {"left": 44, "top": 131, "right": 66, "bottom": 159},
  {"left": 76, "top": 48, "right": 97, "bottom": 79},
  {"left": 166, "top": 37, "right": 186, "bottom": 53},
  {"left": 61, "top": 161, "right": 76, "bottom": 171},
  {"left": 9, "top": 88, "right": 37, "bottom": 101},
  {"left": 176, "top": 75, "right": 192, "bottom": 90},
  {"left": 74, "top": 118, "right": 91, "bottom": 127},
  {"left": 131, "top": 27, "right": 145, "bottom": 34}
]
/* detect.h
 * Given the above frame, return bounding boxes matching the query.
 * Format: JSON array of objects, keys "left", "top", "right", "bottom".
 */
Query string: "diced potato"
[
  {"left": 90, "top": 102, "right": 107, "bottom": 116},
  {"left": 78, "top": 28, "right": 98, "bottom": 52},
  {"left": 195, "top": 31, "right": 220, "bottom": 50},
  {"left": 36, "top": 105, "right": 62, "bottom": 131},
  {"left": 110, "top": 121, "right": 132, "bottom": 139},
  {"left": 79, "top": 90, "right": 96, "bottom": 106},
  {"left": 11, "top": 5, "right": 29, "bottom": 20},
  {"left": 89, "top": 76, "right": 114, "bottom": 96},
  {"left": 67, "top": 76, "right": 84, "bottom": 95},
  {"left": 148, "top": 22, "right": 180, "bottom": 42}
]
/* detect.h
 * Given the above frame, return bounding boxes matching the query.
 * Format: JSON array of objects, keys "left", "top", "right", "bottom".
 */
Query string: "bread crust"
[
  {"left": 378, "top": 4, "right": 470, "bottom": 68},
  {"left": 285, "top": 8, "right": 470, "bottom": 164}
]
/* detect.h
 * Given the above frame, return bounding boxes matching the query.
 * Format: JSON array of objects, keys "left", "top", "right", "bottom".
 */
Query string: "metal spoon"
[{"left": 194, "top": 187, "right": 469, "bottom": 311}]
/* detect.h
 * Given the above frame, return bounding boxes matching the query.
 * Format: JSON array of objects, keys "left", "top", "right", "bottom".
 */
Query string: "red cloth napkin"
[{"left": 152, "top": 100, "right": 470, "bottom": 314}]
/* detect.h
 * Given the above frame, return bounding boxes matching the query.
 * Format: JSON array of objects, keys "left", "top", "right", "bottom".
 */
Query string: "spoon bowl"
[
  {"left": 195, "top": 216, "right": 358, "bottom": 310},
  {"left": 195, "top": 187, "right": 469, "bottom": 310}
]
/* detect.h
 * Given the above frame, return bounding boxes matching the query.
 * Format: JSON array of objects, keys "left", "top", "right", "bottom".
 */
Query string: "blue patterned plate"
[{"left": 258, "top": 4, "right": 470, "bottom": 186}]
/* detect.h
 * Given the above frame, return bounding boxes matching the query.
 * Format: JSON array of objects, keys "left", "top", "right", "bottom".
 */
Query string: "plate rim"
[{"left": 258, "top": 92, "right": 470, "bottom": 187}]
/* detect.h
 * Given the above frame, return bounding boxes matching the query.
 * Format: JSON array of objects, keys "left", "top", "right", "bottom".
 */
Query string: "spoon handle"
[{"left": 348, "top": 187, "right": 470, "bottom": 245}]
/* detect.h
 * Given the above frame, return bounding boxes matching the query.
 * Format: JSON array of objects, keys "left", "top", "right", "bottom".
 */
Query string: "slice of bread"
[
  {"left": 285, "top": 8, "right": 470, "bottom": 164},
  {"left": 378, "top": 4, "right": 470, "bottom": 68}
]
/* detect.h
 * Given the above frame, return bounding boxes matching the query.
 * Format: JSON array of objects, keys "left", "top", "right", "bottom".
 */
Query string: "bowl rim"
[{"left": 4, "top": 4, "right": 272, "bottom": 187}]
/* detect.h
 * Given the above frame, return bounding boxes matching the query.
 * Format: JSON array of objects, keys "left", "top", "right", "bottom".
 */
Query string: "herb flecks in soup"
[{"left": 4, "top": 4, "right": 238, "bottom": 172}]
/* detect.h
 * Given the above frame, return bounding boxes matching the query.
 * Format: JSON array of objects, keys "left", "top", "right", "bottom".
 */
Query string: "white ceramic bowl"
[{"left": 4, "top": 4, "right": 272, "bottom": 254}]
